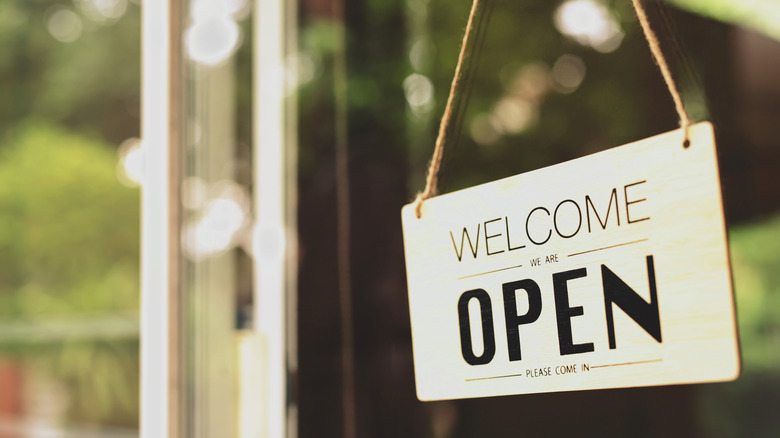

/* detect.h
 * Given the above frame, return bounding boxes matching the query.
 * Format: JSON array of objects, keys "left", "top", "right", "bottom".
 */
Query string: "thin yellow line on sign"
[
  {"left": 465, "top": 373, "right": 524, "bottom": 382},
  {"left": 458, "top": 264, "right": 524, "bottom": 280},
  {"left": 568, "top": 239, "right": 649, "bottom": 257},
  {"left": 591, "top": 358, "right": 663, "bottom": 369}
]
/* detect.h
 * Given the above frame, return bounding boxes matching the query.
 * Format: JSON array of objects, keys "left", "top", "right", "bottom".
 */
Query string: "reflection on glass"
[
  {"left": 186, "top": 0, "right": 242, "bottom": 65},
  {"left": 117, "top": 138, "right": 145, "bottom": 188},
  {"left": 182, "top": 181, "right": 250, "bottom": 260}
]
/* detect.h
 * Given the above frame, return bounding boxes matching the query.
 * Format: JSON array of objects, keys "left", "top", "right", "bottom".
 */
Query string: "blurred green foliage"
[
  {"left": 0, "top": 121, "right": 139, "bottom": 318},
  {"left": 697, "top": 214, "right": 780, "bottom": 437},
  {"left": 0, "top": 1, "right": 140, "bottom": 144},
  {"left": 669, "top": 0, "right": 780, "bottom": 42},
  {"left": 0, "top": 121, "right": 140, "bottom": 427},
  {"left": 730, "top": 215, "right": 780, "bottom": 370},
  {"left": 0, "top": 0, "right": 141, "bottom": 428}
]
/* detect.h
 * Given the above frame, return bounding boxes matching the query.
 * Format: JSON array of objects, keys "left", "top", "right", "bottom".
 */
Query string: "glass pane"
[
  {"left": 141, "top": 1, "right": 294, "bottom": 436},
  {"left": 293, "top": 0, "right": 780, "bottom": 436},
  {"left": 176, "top": 1, "right": 258, "bottom": 437},
  {"left": 0, "top": 1, "right": 141, "bottom": 436}
]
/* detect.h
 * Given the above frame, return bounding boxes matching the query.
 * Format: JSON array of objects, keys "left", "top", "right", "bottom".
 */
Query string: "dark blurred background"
[{"left": 294, "top": 0, "right": 780, "bottom": 437}]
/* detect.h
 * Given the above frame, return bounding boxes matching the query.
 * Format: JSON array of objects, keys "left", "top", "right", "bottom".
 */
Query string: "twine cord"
[
  {"left": 631, "top": 0, "right": 692, "bottom": 144},
  {"left": 413, "top": 0, "right": 694, "bottom": 219},
  {"left": 414, "top": 0, "right": 482, "bottom": 219}
]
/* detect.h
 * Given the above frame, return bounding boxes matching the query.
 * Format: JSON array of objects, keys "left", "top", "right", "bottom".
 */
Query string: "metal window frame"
[
  {"left": 141, "top": 0, "right": 296, "bottom": 437},
  {"left": 253, "top": 0, "right": 298, "bottom": 436},
  {"left": 141, "top": 1, "right": 182, "bottom": 437}
]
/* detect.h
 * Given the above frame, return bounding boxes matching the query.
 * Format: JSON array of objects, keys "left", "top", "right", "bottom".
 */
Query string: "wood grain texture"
[{"left": 401, "top": 122, "right": 739, "bottom": 401}]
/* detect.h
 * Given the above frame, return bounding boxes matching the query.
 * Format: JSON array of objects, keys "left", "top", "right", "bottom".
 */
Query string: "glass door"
[{"left": 141, "top": 1, "right": 296, "bottom": 437}]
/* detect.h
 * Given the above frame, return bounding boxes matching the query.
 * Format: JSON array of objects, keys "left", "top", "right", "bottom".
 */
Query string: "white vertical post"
[
  {"left": 254, "top": 0, "right": 295, "bottom": 436},
  {"left": 141, "top": 1, "right": 179, "bottom": 437}
]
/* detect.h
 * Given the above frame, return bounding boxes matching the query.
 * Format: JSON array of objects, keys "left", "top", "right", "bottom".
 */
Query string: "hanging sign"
[{"left": 401, "top": 122, "right": 740, "bottom": 401}]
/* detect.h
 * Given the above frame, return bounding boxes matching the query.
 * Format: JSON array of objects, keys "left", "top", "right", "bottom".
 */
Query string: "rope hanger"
[
  {"left": 414, "top": 0, "right": 693, "bottom": 219},
  {"left": 630, "top": 0, "right": 691, "bottom": 140}
]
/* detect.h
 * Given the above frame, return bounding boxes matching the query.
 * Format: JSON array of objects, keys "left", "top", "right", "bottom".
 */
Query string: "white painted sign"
[{"left": 401, "top": 122, "right": 740, "bottom": 401}]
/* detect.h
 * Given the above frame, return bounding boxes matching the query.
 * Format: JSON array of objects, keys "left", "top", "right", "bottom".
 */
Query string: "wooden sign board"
[{"left": 401, "top": 122, "right": 739, "bottom": 401}]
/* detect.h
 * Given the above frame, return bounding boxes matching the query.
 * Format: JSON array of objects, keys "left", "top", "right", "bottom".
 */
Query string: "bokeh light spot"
[
  {"left": 552, "top": 54, "right": 587, "bottom": 93},
  {"left": 403, "top": 73, "right": 435, "bottom": 113},
  {"left": 46, "top": 7, "right": 83, "bottom": 43},
  {"left": 554, "top": 0, "right": 624, "bottom": 53}
]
